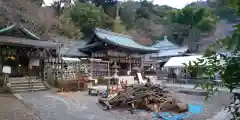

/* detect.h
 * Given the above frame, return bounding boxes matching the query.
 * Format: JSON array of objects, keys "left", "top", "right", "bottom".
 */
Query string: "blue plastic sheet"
[
  {"left": 137, "top": 104, "right": 203, "bottom": 120},
  {"left": 157, "top": 104, "right": 203, "bottom": 120}
]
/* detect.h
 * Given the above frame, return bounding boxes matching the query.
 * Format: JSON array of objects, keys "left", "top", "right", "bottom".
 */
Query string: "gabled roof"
[
  {"left": 151, "top": 36, "right": 179, "bottom": 50},
  {"left": 60, "top": 40, "right": 87, "bottom": 57},
  {"left": 151, "top": 47, "right": 189, "bottom": 57},
  {"left": 0, "top": 36, "right": 59, "bottom": 48},
  {"left": 0, "top": 23, "right": 40, "bottom": 40},
  {"left": 93, "top": 28, "right": 158, "bottom": 53}
]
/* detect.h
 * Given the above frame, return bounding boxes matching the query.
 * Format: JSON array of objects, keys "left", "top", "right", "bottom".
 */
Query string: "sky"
[
  {"left": 153, "top": 0, "right": 199, "bottom": 9},
  {"left": 44, "top": 0, "right": 199, "bottom": 9}
]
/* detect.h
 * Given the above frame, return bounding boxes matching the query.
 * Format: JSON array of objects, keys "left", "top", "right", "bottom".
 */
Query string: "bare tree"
[{"left": 0, "top": 0, "right": 80, "bottom": 39}]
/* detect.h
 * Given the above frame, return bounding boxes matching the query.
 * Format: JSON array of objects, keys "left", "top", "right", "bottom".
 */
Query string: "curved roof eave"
[
  {"left": 0, "top": 24, "right": 40, "bottom": 40},
  {"left": 101, "top": 37, "right": 158, "bottom": 53},
  {"left": 0, "top": 24, "right": 15, "bottom": 33},
  {"left": 94, "top": 29, "right": 158, "bottom": 53},
  {"left": 0, "top": 36, "right": 59, "bottom": 48},
  {"left": 20, "top": 25, "right": 40, "bottom": 40},
  {"left": 151, "top": 36, "right": 179, "bottom": 49}
]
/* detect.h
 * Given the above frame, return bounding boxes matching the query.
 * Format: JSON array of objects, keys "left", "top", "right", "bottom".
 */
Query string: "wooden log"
[
  {"left": 176, "top": 102, "right": 189, "bottom": 113},
  {"left": 99, "top": 83, "right": 189, "bottom": 113},
  {"left": 98, "top": 98, "right": 112, "bottom": 110}
]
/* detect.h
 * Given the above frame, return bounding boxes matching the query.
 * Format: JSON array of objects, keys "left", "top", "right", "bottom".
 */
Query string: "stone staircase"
[{"left": 9, "top": 77, "right": 49, "bottom": 93}]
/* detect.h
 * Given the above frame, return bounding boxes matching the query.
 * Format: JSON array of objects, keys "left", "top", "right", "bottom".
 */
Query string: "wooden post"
[
  {"left": 107, "top": 62, "right": 110, "bottom": 97},
  {"left": 77, "top": 80, "right": 79, "bottom": 91},
  {"left": 52, "top": 57, "right": 55, "bottom": 86},
  {"left": 90, "top": 58, "right": 93, "bottom": 78},
  {"left": 140, "top": 55, "right": 144, "bottom": 73},
  {"left": 108, "top": 62, "right": 110, "bottom": 81},
  {"left": 128, "top": 56, "right": 131, "bottom": 75}
]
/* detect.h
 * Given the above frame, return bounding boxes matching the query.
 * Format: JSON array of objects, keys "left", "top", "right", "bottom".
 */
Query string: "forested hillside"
[{"left": 0, "top": 0, "right": 237, "bottom": 52}]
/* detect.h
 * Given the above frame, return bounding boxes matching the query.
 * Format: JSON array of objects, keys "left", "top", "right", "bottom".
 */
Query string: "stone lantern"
[
  {"left": 111, "top": 61, "right": 120, "bottom": 84},
  {"left": 104, "top": 61, "right": 120, "bottom": 97}
]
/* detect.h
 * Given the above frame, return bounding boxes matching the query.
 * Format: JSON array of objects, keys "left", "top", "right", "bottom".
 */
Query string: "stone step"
[
  {"left": 11, "top": 85, "right": 46, "bottom": 89},
  {"left": 9, "top": 77, "right": 26, "bottom": 80},
  {"left": 12, "top": 88, "right": 48, "bottom": 93},
  {"left": 11, "top": 82, "right": 45, "bottom": 87},
  {"left": 10, "top": 82, "right": 46, "bottom": 87},
  {"left": 9, "top": 77, "right": 49, "bottom": 93},
  {"left": 9, "top": 79, "right": 42, "bottom": 82},
  {"left": 9, "top": 78, "right": 41, "bottom": 81},
  {"left": 11, "top": 85, "right": 48, "bottom": 91},
  {"left": 9, "top": 77, "right": 40, "bottom": 81},
  {"left": 10, "top": 81, "right": 43, "bottom": 84}
]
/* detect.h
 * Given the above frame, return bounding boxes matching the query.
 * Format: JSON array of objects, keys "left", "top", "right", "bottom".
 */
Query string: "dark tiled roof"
[
  {"left": 0, "top": 36, "right": 60, "bottom": 48},
  {"left": 60, "top": 40, "right": 87, "bottom": 57},
  {"left": 94, "top": 28, "right": 158, "bottom": 53}
]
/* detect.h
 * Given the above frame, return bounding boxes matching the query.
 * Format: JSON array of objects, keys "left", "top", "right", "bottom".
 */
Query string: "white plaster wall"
[
  {"left": 118, "top": 76, "right": 135, "bottom": 85},
  {"left": 29, "top": 58, "right": 40, "bottom": 69}
]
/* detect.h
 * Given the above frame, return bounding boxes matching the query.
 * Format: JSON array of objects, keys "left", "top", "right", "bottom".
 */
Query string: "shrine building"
[
  {"left": 80, "top": 28, "right": 158, "bottom": 76},
  {"left": 0, "top": 23, "right": 59, "bottom": 78}
]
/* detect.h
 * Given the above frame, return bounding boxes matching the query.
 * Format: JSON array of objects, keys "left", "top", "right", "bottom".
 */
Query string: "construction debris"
[{"left": 98, "top": 83, "right": 188, "bottom": 114}]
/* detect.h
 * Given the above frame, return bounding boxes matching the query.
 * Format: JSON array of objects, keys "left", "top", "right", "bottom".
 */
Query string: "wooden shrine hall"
[
  {"left": 0, "top": 23, "right": 60, "bottom": 78},
  {"left": 80, "top": 28, "right": 158, "bottom": 76}
]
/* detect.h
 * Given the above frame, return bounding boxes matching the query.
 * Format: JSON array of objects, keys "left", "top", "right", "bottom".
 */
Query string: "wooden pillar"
[
  {"left": 108, "top": 62, "right": 110, "bottom": 80},
  {"left": 128, "top": 57, "right": 131, "bottom": 75},
  {"left": 140, "top": 55, "right": 144, "bottom": 73},
  {"left": 40, "top": 58, "right": 44, "bottom": 81},
  {"left": 0, "top": 46, "right": 2, "bottom": 72}
]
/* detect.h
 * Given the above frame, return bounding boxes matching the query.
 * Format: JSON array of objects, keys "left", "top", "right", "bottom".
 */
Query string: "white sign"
[{"left": 2, "top": 66, "right": 11, "bottom": 74}]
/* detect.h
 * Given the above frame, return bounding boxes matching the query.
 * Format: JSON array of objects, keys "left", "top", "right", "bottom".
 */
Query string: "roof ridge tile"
[{"left": 95, "top": 28, "right": 132, "bottom": 39}]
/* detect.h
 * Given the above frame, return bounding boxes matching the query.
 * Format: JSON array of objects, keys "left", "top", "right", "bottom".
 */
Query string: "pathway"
[
  {"left": 0, "top": 94, "right": 41, "bottom": 120},
  {"left": 17, "top": 91, "right": 124, "bottom": 120}
]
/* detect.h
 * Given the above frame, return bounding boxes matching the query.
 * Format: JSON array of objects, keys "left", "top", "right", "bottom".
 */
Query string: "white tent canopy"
[
  {"left": 163, "top": 55, "right": 203, "bottom": 68},
  {"left": 62, "top": 57, "right": 80, "bottom": 62}
]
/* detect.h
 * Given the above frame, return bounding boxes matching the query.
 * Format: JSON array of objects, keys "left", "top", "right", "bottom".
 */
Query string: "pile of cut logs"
[{"left": 98, "top": 83, "right": 188, "bottom": 114}]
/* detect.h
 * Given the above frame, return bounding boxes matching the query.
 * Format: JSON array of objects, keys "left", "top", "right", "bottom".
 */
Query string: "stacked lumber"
[{"left": 98, "top": 83, "right": 188, "bottom": 114}]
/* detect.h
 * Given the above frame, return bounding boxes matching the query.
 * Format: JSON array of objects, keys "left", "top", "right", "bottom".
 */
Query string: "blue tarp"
[{"left": 137, "top": 104, "right": 203, "bottom": 120}]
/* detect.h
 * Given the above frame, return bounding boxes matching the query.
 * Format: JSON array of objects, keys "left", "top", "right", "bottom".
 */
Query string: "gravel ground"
[
  {"left": 16, "top": 89, "right": 233, "bottom": 120},
  {"left": 0, "top": 94, "right": 41, "bottom": 120}
]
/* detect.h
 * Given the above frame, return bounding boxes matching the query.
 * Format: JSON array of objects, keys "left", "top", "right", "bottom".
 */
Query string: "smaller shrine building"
[{"left": 144, "top": 36, "right": 190, "bottom": 70}]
